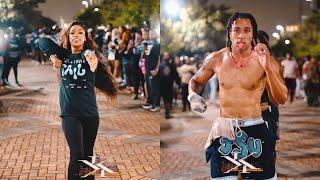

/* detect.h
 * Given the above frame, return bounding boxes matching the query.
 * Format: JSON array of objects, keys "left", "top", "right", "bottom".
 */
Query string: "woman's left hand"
[{"left": 84, "top": 50, "right": 98, "bottom": 72}]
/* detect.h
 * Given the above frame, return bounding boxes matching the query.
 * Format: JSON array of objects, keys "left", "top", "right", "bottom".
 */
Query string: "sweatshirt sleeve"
[{"left": 38, "top": 37, "right": 69, "bottom": 61}]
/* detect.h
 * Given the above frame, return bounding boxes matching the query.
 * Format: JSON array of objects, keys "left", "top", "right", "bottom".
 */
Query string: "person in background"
[
  {"left": 304, "top": 56, "right": 319, "bottom": 107},
  {"left": 178, "top": 56, "right": 197, "bottom": 111},
  {"left": 1, "top": 31, "right": 23, "bottom": 86},
  {"left": 281, "top": 53, "right": 299, "bottom": 103},
  {"left": 160, "top": 52, "right": 180, "bottom": 119}
]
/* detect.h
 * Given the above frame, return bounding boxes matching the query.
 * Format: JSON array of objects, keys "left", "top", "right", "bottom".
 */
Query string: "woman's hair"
[
  {"left": 59, "top": 21, "right": 118, "bottom": 98},
  {"left": 226, "top": 12, "right": 258, "bottom": 51},
  {"left": 95, "top": 53, "right": 118, "bottom": 99},
  {"left": 257, "top": 30, "right": 270, "bottom": 51}
]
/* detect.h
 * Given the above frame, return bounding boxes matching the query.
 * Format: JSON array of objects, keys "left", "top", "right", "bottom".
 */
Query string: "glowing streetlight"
[
  {"left": 272, "top": 32, "right": 280, "bottom": 40},
  {"left": 165, "top": 1, "right": 180, "bottom": 17},
  {"left": 276, "top": 25, "right": 285, "bottom": 36},
  {"left": 82, "top": 1, "right": 89, "bottom": 8},
  {"left": 94, "top": 8, "right": 99, "bottom": 12},
  {"left": 285, "top": 39, "right": 290, "bottom": 44}
]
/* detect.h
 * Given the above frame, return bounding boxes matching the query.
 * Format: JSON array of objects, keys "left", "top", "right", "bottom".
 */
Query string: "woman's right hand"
[{"left": 50, "top": 54, "right": 62, "bottom": 68}]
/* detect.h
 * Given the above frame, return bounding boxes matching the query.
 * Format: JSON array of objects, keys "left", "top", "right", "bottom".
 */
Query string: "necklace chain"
[{"left": 230, "top": 51, "right": 253, "bottom": 68}]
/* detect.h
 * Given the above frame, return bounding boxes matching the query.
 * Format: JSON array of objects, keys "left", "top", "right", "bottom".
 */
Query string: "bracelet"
[{"left": 49, "top": 54, "right": 57, "bottom": 61}]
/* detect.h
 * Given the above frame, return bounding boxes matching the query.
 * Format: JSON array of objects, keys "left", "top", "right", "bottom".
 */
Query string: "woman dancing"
[{"left": 39, "top": 21, "right": 117, "bottom": 179}]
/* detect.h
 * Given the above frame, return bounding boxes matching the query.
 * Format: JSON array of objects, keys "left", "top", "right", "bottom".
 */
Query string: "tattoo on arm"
[{"left": 189, "top": 54, "right": 215, "bottom": 94}]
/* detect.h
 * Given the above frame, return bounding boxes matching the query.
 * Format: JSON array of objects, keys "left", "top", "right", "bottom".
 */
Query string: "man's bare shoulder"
[{"left": 203, "top": 48, "right": 228, "bottom": 67}]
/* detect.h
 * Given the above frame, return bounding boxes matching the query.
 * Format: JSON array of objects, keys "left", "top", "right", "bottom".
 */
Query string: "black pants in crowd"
[
  {"left": 181, "top": 83, "right": 190, "bottom": 111},
  {"left": 35, "top": 48, "right": 45, "bottom": 64},
  {"left": 160, "top": 82, "right": 173, "bottom": 116},
  {"left": 305, "top": 80, "right": 320, "bottom": 107},
  {"left": 1, "top": 58, "right": 20, "bottom": 83},
  {"left": 124, "top": 63, "right": 134, "bottom": 87},
  {"left": 133, "top": 68, "right": 144, "bottom": 98},
  {"left": 284, "top": 78, "right": 296, "bottom": 103},
  {"left": 149, "top": 75, "right": 160, "bottom": 107},
  {"left": 62, "top": 116, "right": 99, "bottom": 180},
  {"left": 145, "top": 75, "right": 160, "bottom": 107}
]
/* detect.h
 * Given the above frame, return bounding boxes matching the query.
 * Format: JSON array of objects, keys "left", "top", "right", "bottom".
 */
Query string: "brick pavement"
[
  {"left": 161, "top": 97, "right": 320, "bottom": 179},
  {"left": 0, "top": 59, "right": 160, "bottom": 179}
]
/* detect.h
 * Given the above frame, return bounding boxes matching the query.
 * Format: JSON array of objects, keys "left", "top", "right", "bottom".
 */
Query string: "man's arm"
[
  {"left": 189, "top": 53, "right": 216, "bottom": 95},
  {"left": 265, "top": 56, "right": 288, "bottom": 105}
]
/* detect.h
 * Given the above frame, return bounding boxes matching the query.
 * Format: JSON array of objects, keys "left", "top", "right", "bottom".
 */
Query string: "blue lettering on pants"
[{"left": 218, "top": 131, "right": 263, "bottom": 158}]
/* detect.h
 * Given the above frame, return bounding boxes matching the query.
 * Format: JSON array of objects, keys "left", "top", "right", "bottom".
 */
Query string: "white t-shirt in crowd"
[{"left": 281, "top": 59, "right": 298, "bottom": 79}]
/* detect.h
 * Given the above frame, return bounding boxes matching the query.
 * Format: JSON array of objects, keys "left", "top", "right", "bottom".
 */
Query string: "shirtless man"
[{"left": 188, "top": 12, "right": 287, "bottom": 179}]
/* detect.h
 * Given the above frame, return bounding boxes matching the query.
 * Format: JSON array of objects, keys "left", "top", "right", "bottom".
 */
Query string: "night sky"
[
  {"left": 38, "top": 0, "right": 82, "bottom": 23},
  {"left": 214, "top": 0, "right": 314, "bottom": 39}
]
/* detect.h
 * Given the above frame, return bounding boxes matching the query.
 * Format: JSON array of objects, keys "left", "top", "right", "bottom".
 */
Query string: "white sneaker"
[
  {"left": 150, "top": 106, "right": 160, "bottom": 112},
  {"left": 142, "top": 104, "right": 152, "bottom": 109}
]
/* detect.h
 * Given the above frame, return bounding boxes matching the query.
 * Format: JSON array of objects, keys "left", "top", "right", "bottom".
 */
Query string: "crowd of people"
[
  {"left": 282, "top": 53, "right": 320, "bottom": 107},
  {"left": 0, "top": 22, "right": 319, "bottom": 114}
]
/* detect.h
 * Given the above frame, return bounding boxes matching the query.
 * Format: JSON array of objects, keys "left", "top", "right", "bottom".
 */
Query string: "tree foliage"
[
  {"left": 271, "top": 11, "right": 320, "bottom": 58},
  {"left": 75, "top": 0, "right": 160, "bottom": 28},
  {"left": 161, "top": 0, "right": 232, "bottom": 55},
  {"left": 292, "top": 11, "right": 320, "bottom": 58},
  {"left": 270, "top": 37, "right": 294, "bottom": 58},
  {"left": 0, "top": 0, "right": 55, "bottom": 31}
]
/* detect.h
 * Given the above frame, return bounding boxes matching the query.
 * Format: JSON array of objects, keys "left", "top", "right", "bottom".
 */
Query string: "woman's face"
[
  {"left": 112, "top": 29, "right": 118, "bottom": 38},
  {"left": 69, "top": 25, "right": 86, "bottom": 48}
]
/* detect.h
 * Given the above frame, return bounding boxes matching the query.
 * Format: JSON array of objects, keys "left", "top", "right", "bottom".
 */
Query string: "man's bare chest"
[{"left": 215, "top": 57, "right": 266, "bottom": 90}]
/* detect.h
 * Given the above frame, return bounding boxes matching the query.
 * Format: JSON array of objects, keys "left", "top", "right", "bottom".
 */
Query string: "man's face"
[
  {"left": 163, "top": 52, "right": 170, "bottom": 60},
  {"left": 310, "top": 57, "right": 317, "bottom": 64},
  {"left": 286, "top": 53, "right": 291, "bottom": 59},
  {"left": 135, "top": 33, "right": 142, "bottom": 41},
  {"left": 149, "top": 30, "right": 158, "bottom": 40},
  {"left": 142, "top": 31, "right": 149, "bottom": 40},
  {"left": 230, "top": 18, "right": 253, "bottom": 51}
]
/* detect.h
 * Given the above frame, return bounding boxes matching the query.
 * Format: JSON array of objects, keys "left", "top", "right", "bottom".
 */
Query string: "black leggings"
[
  {"left": 62, "top": 116, "right": 99, "bottom": 180},
  {"left": 181, "top": 83, "right": 190, "bottom": 110}
]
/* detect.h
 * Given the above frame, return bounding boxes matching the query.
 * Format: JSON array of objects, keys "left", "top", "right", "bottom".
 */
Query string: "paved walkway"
[{"left": 0, "top": 59, "right": 160, "bottom": 179}]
